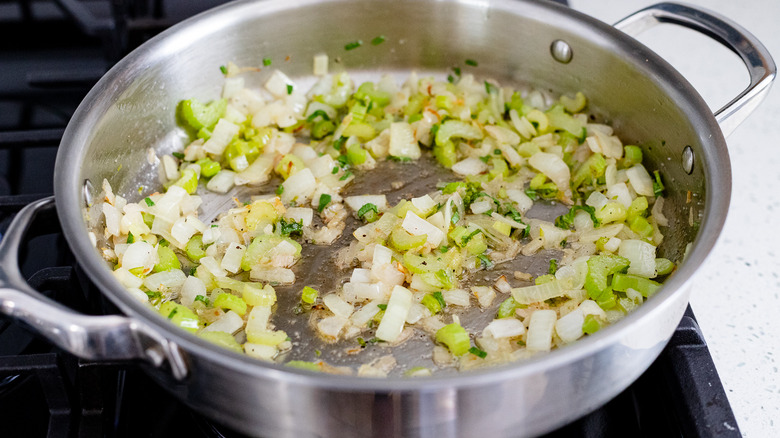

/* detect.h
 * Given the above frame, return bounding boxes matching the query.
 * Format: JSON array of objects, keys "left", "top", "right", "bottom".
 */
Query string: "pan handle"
[
  {"left": 0, "top": 197, "right": 188, "bottom": 380},
  {"left": 614, "top": 2, "right": 776, "bottom": 137}
]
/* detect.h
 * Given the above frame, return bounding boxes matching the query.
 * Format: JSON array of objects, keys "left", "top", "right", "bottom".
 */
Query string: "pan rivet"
[
  {"left": 551, "top": 40, "right": 573, "bottom": 64},
  {"left": 83, "top": 179, "right": 94, "bottom": 207},
  {"left": 682, "top": 146, "right": 694, "bottom": 174}
]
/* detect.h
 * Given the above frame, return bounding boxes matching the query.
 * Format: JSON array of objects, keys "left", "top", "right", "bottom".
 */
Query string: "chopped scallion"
[{"left": 317, "top": 194, "right": 332, "bottom": 212}]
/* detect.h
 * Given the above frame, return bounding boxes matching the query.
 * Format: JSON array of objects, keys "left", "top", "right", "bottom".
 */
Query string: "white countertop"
[{"left": 570, "top": 1, "right": 780, "bottom": 436}]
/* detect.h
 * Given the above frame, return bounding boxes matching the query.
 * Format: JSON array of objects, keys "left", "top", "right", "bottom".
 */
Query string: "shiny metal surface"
[
  {"left": 0, "top": 0, "right": 771, "bottom": 436},
  {"left": 614, "top": 2, "right": 776, "bottom": 138}
]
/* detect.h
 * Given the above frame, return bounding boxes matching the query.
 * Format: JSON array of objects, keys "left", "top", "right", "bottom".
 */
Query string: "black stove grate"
[{"left": 0, "top": 1, "right": 741, "bottom": 437}]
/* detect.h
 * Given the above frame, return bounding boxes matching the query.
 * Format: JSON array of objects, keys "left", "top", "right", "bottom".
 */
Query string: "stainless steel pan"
[{"left": 0, "top": 1, "right": 774, "bottom": 436}]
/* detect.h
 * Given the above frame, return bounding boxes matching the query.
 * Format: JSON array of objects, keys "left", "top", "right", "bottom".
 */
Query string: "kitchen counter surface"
[{"left": 570, "top": 1, "right": 780, "bottom": 436}]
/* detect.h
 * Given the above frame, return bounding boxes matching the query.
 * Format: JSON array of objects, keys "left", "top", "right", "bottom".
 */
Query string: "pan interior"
[{"left": 62, "top": 0, "right": 721, "bottom": 376}]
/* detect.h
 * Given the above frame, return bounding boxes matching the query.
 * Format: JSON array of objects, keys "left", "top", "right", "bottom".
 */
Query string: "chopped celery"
[
  {"left": 655, "top": 258, "right": 674, "bottom": 276},
  {"left": 198, "top": 331, "right": 242, "bottom": 353},
  {"left": 185, "top": 235, "right": 207, "bottom": 262},
  {"left": 465, "top": 233, "right": 487, "bottom": 256},
  {"left": 311, "top": 120, "right": 336, "bottom": 139},
  {"left": 433, "top": 140, "right": 457, "bottom": 168},
  {"left": 223, "top": 139, "right": 260, "bottom": 172},
  {"left": 179, "top": 98, "right": 227, "bottom": 131},
  {"left": 497, "top": 297, "right": 521, "bottom": 318},
  {"left": 301, "top": 286, "right": 319, "bottom": 304},
  {"left": 389, "top": 227, "right": 427, "bottom": 251},
  {"left": 404, "top": 94, "right": 427, "bottom": 118},
  {"left": 421, "top": 293, "right": 443, "bottom": 314},
  {"left": 153, "top": 245, "right": 180, "bottom": 272},
  {"left": 243, "top": 283, "right": 277, "bottom": 307},
  {"left": 212, "top": 292, "right": 248, "bottom": 316},
  {"left": 535, "top": 274, "right": 555, "bottom": 285},
  {"left": 342, "top": 122, "right": 376, "bottom": 140},
  {"left": 629, "top": 216, "right": 654, "bottom": 238},
  {"left": 419, "top": 269, "right": 455, "bottom": 290},
  {"left": 585, "top": 254, "right": 630, "bottom": 309},
  {"left": 622, "top": 145, "right": 643, "bottom": 168},
  {"left": 506, "top": 92, "right": 524, "bottom": 113},
  {"left": 357, "top": 203, "right": 379, "bottom": 222},
  {"left": 559, "top": 91, "right": 587, "bottom": 113},
  {"left": 354, "top": 82, "right": 391, "bottom": 106},
  {"left": 435, "top": 323, "right": 471, "bottom": 356},
  {"left": 595, "top": 201, "right": 627, "bottom": 225},
  {"left": 488, "top": 157, "right": 509, "bottom": 180},
  {"left": 172, "top": 168, "right": 198, "bottom": 194},
  {"left": 492, "top": 220, "right": 512, "bottom": 236},
  {"left": 196, "top": 158, "right": 221, "bottom": 178},
  {"left": 517, "top": 142, "right": 541, "bottom": 157},
  {"left": 158, "top": 301, "right": 199, "bottom": 333},
  {"left": 627, "top": 196, "right": 649, "bottom": 221},
  {"left": 434, "top": 120, "right": 483, "bottom": 146},
  {"left": 546, "top": 105, "right": 583, "bottom": 136},
  {"left": 347, "top": 143, "right": 368, "bottom": 165},
  {"left": 582, "top": 314, "right": 601, "bottom": 335},
  {"left": 653, "top": 170, "right": 665, "bottom": 197},
  {"left": 274, "top": 154, "right": 305, "bottom": 180},
  {"left": 246, "top": 200, "right": 279, "bottom": 231},
  {"left": 572, "top": 153, "right": 607, "bottom": 189},
  {"left": 241, "top": 235, "right": 301, "bottom": 271},
  {"left": 611, "top": 273, "right": 661, "bottom": 297},
  {"left": 403, "top": 253, "right": 446, "bottom": 274},
  {"left": 469, "top": 346, "right": 488, "bottom": 359}
]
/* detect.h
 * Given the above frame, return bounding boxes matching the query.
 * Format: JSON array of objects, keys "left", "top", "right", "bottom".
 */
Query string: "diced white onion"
[
  {"left": 350, "top": 300, "right": 383, "bottom": 327},
  {"left": 401, "top": 211, "right": 445, "bottom": 247},
  {"left": 122, "top": 241, "right": 156, "bottom": 272},
  {"left": 200, "top": 256, "right": 227, "bottom": 277},
  {"left": 470, "top": 200, "right": 493, "bottom": 214},
  {"left": 342, "top": 281, "right": 383, "bottom": 302},
  {"left": 618, "top": 239, "right": 657, "bottom": 278},
  {"left": 526, "top": 309, "right": 557, "bottom": 352},
  {"left": 606, "top": 182, "right": 632, "bottom": 208},
  {"left": 142, "top": 269, "right": 186, "bottom": 292},
  {"left": 410, "top": 195, "right": 436, "bottom": 213},
  {"left": 375, "top": 285, "right": 413, "bottom": 342},
  {"left": 626, "top": 164, "right": 655, "bottom": 196},
  {"left": 442, "top": 289, "right": 470, "bottom": 307},
  {"left": 234, "top": 155, "right": 274, "bottom": 186},
  {"left": 221, "top": 243, "right": 246, "bottom": 274},
  {"left": 162, "top": 154, "right": 180, "bottom": 181},
  {"left": 579, "top": 299, "right": 607, "bottom": 319},
  {"left": 483, "top": 318, "right": 526, "bottom": 338},
  {"left": 180, "top": 275, "right": 206, "bottom": 306},
  {"left": 284, "top": 207, "right": 314, "bottom": 227},
  {"left": 206, "top": 170, "right": 236, "bottom": 194},
  {"left": 555, "top": 308, "right": 584, "bottom": 343},
  {"left": 528, "top": 152, "right": 570, "bottom": 193},
  {"left": 250, "top": 267, "right": 295, "bottom": 284},
  {"left": 102, "top": 203, "right": 122, "bottom": 237},
  {"left": 323, "top": 294, "right": 354, "bottom": 319},
  {"left": 511, "top": 280, "right": 564, "bottom": 305},
  {"left": 202, "top": 311, "right": 244, "bottom": 334},
  {"left": 112, "top": 267, "right": 143, "bottom": 289},
  {"left": 203, "top": 119, "right": 240, "bottom": 155},
  {"left": 505, "top": 189, "right": 534, "bottom": 213},
  {"left": 345, "top": 195, "right": 388, "bottom": 213},
  {"left": 265, "top": 70, "right": 295, "bottom": 98},
  {"left": 281, "top": 168, "right": 317, "bottom": 204},
  {"left": 451, "top": 157, "right": 487, "bottom": 176}
]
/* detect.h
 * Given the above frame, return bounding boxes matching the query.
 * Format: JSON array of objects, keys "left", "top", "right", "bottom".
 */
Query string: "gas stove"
[{"left": 0, "top": 1, "right": 741, "bottom": 437}]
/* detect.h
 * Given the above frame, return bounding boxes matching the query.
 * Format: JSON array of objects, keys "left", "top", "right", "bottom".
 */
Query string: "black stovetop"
[{"left": 0, "top": 1, "right": 740, "bottom": 437}]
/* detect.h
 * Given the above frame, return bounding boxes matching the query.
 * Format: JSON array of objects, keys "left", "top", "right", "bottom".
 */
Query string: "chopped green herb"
[
  {"left": 306, "top": 110, "right": 331, "bottom": 122},
  {"left": 653, "top": 170, "right": 665, "bottom": 197},
  {"left": 549, "top": 259, "right": 558, "bottom": 274},
  {"left": 339, "top": 171, "right": 353, "bottom": 181},
  {"left": 276, "top": 185, "right": 284, "bottom": 195},
  {"left": 332, "top": 166, "right": 339, "bottom": 174},
  {"left": 465, "top": 59, "right": 478, "bottom": 67},
  {"left": 469, "top": 346, "right": 487, "bottom": 358},
  {"left": 477, "top": 254, "right": 493, "bottom": 269},
  {"left": 317, "top": 194, "right": 332, "bottom": 212},
  {"left": 447, "top": 75, "right": 455, "bottom": 83},
  {"left": 194, "top": 295, "right": 210, "bottom": 306},
  {"left": 357, "top": 337, "right": 367, "bottom": 347},
  {"left": 172, "top": 152, "right": 185, "bottom": 159},
  {"left": 336, "top": 154, "right": 349, "bottom": 167},
  {"left": 371, "top": 35, "right": 386, "bottom": 45},
  {"left": 286, "top": 84, "right": 293, "bottom": 95},
  {"left": 555, "top": 205, "right": 600, "bottom": 229},
  {"left": 357, "top": 203, "right": 379, "bottom": 221},
  {"left": 345, "top": 40, "right": 363, "bottom": 51},
  {"left": 219, "top": 65, "right": 227, "bottom": 74},
  {"left": 377, "top": 303, "right": 388, "bottom": 311},
  {"left": 144, "top": 197, "right": 155, "bottom": 207},
  {"left": 453, "top": 67, "right": 461, "bottom": 76},
  {"left": 433, "top": 291, "right": 446, "bottom": 309},
  {"left": 167, "top": 308, "right": 178, "bottom": 319},
  {"left": 278, "top": 218, "right": 303, "bottom": 237},
  {"left": 126, "top": 232, "right": 135, "bottom": 244},
  {"left": 484, "top": 81, "right": 498, "bottom": 95},
  {"left": 263, "top": 57, "right": 271, "bottom": 66}
]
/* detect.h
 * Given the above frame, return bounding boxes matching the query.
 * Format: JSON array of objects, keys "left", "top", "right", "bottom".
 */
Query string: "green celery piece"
[
  {"left": 582, "top": 314, "right": 601, "bottom": 335},
  {"left": 421, "top": 294, "right": 443, "bottom": 315},
  {"left": 435, "top": 323, "right": 471, "bottom": 356},
  {"left": 517, "top": 142, "right": 541, "bottom": 158},
  {"left": 242, "top": 235, "right": 301, "bottom": 271},
  {"left": 301, "top": 286, "right": 319, "bottom": 304},
  {"left": 346, "top": 143, "right": 368, "bottom": 165},
  {"left": 627, "top": 196, "right": 649, "bottom": 222},
  {"left": 655, "top": 258, "right": 674, "bottom": 276},
  {"left": 404, "top": 94, "right": 427, "bottom": 117},
  {"left": 153, "top": 245, "right": 181, "bottom": 272},
  {"left": 403, "top": 253, "right": 446, "bottom": 274},
  {"left": 611, "top": 273, "right": 661, "bottom": 297},
  {"left": 623, "top": 145, "right": 643, "bottom": 168},
  {"left": 196, "top": 158, "right": 221, "bottom": 178},
  {"left": 179, "top": 98, "right": 227, "bottom": 131},
  {"left": 572, "top": 153, "right": 607, "bottom": 189},
  {"left": 198, "top": 331, "right": 243, "bottom": 353},
  {"left": 212, "top": 292, "right": 248, "bottom": 316},
  {"left": 419, "top": 269, "right": 455, "bottom": 290},
  {"left": 496, "top": 297, "right": 521, "bottom": 318},
  {"left": 388, "top": 227, "right": 427, "bottom": 251},
  {"left": 159, "top": 301, "right": 200, "bottom": 333},
  {"left": 354, "top": 82, "right": 392, "bottom": 106},
  {"left": 286, "top": 360, "right": 321, "bottom": 372},
  {"left": 546, "top": 104, "right": 585, "bottom": 136},
  {"left": 311, "top": 119, "right": 336, "bottom": 139},
  {"left": 172, "top": 168, "right": 198, "bottom": 194},
  {"left": 629, "top": 216, "right": 654, "bottom": 238},
  {"left": 185, "top": 235, "right": 207, "bottom": 262},
  {"left": 585, "top": 254, "right": 630, "bottom": 306},
  {"left": 274, "top": 154, "right": 305, "bottom": 180},
  {"left": 433, "top": 140, "right": 458, "bottom": 168},
  {"left": 594, "top": 201, "right": 627, "bottom": 225},
  {"left": 488, "top": 157, "right": 509, "bottom": 180},
  {"left": 434, "top": 120, "right": 483, "bottom": 146},
  {"left": 464, "top": 233, "right": 487, "bottom": 256}
]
